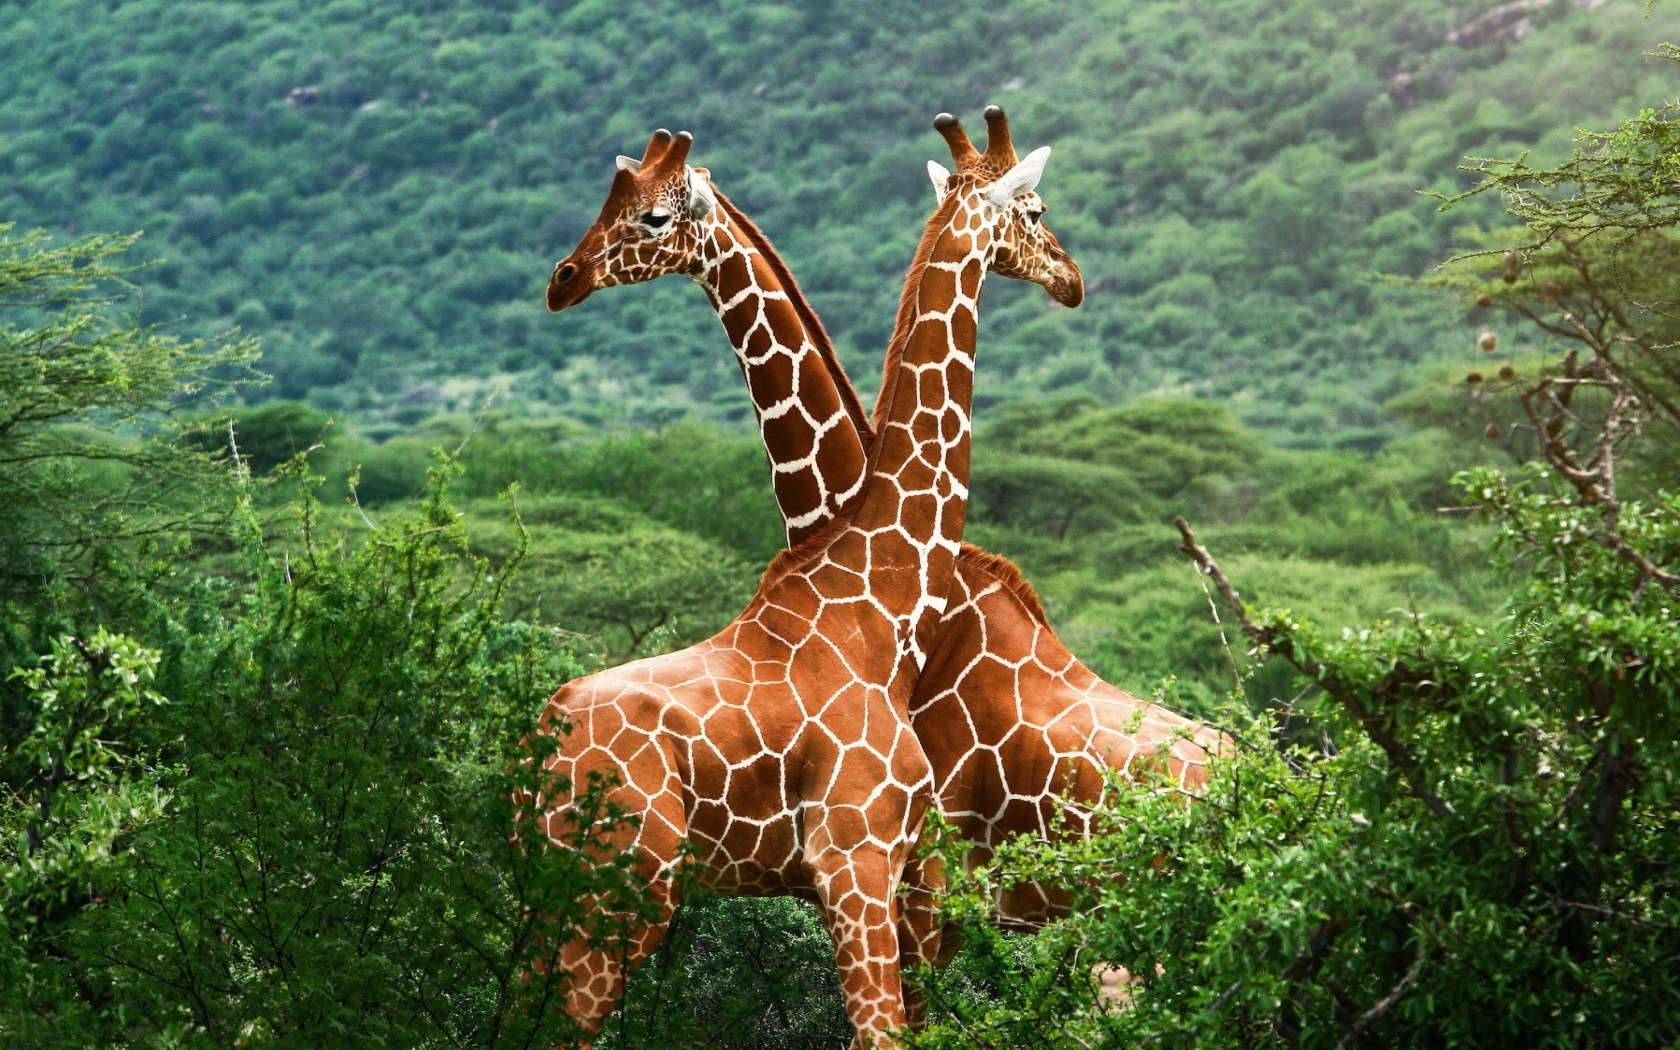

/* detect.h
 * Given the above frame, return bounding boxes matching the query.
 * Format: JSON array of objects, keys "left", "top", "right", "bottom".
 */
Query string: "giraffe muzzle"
[
  {"left": 1049, "top": 258, "right": 1084, "bottom": 308},
  {"left": 546, "top": 259, "right": 595, "bottom": 312}
]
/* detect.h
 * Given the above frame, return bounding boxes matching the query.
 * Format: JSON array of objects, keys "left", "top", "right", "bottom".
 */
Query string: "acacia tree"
[{"left": 0, "top": 224, "right": 257, "bottom": 610}]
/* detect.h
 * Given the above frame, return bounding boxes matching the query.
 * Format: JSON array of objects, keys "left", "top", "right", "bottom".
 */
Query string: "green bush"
[
  {"left": 912, "top": 467, "right": 1680, "bottom": 1047},
  {"left": 464, "top": 494, "right": 758, "bottom": 659},
  {"left": 907, "top": 70, "right": 1680, "bottom": 1049},
  {"left": 0, "top": 235, "right": 660, "bottom": 1044},
  {"left": 0, "top": 462, "right": 661, "bottom": 1048}
]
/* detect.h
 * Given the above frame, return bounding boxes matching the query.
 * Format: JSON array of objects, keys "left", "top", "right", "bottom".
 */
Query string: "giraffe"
[
  {"left": 545, "top": 112, "right": 1226, "bottom": 1016},
  {"left": 527, "top": 109, "right": 1081, "bottom": 1049},
  {"left": 548, "top": 128, "right": 871, "bottom": 541}
]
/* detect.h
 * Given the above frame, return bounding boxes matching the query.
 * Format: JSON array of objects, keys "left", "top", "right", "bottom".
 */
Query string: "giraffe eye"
[
  {"left": 1024, "top": 206, "right": 1045, "bottom": 226},
  {"left": 641, "top": 208, "right": 673, "bottom": 230}
]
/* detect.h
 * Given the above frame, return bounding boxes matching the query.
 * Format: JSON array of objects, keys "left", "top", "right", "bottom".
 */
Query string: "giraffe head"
[
  {"left": 546, "top": 128, "right": 722, "bottom": 312},
  {"left": 924, "top": 106, "right": 1083, "bottom": 307}
]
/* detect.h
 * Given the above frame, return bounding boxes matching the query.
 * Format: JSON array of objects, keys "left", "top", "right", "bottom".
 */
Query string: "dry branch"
[
  {"left": 1173, "top": 518, "right": 1454, "bottom": 821},
  {"left": 1333, "top": 948, "right": 1426, "bottom": 1050}
]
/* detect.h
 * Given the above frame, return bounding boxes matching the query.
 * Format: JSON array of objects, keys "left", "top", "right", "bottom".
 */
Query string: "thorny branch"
[
  {"left": 1173, "top": 518, "right": 1455, "bottom": 822},
  {"left": 1518, "top": 351, "right": 1680, "bottom": 593},
  {"left": 1333, "top": 947, "right": 1426, "bottom": 1050},
  {"left": 1474, "top": 233, "right": 1680, "bottom": 596}
]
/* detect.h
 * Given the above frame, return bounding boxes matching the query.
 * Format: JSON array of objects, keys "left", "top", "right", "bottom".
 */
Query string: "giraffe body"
[
  {"left": 541, "top": 566, "right": 932, "bottom": 1039},
  {"left": 536, "top": 115, "right": 1084, "bottom": 1048}
]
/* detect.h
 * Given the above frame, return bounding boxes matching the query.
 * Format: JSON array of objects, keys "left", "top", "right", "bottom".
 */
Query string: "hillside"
[
  {"left": 6, "top": 8, "right": 1680, "bottom": 1043},
  {"left": 2, "top": 0, "right": 1676, "bottom": 443}
]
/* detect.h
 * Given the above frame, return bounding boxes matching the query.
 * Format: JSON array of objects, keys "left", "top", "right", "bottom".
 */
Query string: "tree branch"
[
  {"left": 1334, "top": 948, "right": 1426, "bottom": 1050},
  {"left": 1273, "top": 917, "right": 1347, "bottom": 1048},
  {"left": 1174, "top": 518, "right": 1454, "bottom": 821}
]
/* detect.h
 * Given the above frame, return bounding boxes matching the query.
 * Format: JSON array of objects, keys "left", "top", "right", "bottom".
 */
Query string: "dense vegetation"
[
  {"left": 3, "top": 223, "right": 1515, "bottom": 1046},
  {"left": 3, "top": 2, "right": 1679, "bottom": 1048},
  {"left": 3, "top": 0, "right": 1679, "bottom": 443},
  {"left": 0, "top": 227, "right": 673, "bottom": 1048},
  {"left": 903, "top": 78, "right": 1680, "bottom": 1047}
]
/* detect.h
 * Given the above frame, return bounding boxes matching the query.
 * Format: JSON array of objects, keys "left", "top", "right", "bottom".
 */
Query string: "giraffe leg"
[
  {"left": 807, "top": 846, "right": 917, "bottom": 1049},
  {"left": 541, "top": 874, "right": 680, "bottom": 1049},
  {"left": 896, "top": 854, "right": 959, "bottom": 1031},
  {"left": 532, "top": 712, "right": 689, "bottom": 1049}
]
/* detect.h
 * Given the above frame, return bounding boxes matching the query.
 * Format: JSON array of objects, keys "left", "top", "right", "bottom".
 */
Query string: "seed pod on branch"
[
  {"left": 1467, "top": 371, "right": 1484, "bottom": 384},
  {"left": 1484, "top": 421, "right": 1501, "bottom": 441},
  {"left": 1478, "top": 330, "right": 1499, "bottom": 352},
  {"left": 1475, "top": 293, "right": 1494, "bottom": 308},
  {"left": 1540, "top": 281, "right": 1562, "bottom": 303},
  {"left": 1502, "top": 250, "right": 1522, "bottom": 283},
  {"left": 1498, "top": 364, "right": 1516, "bottom": 381}
]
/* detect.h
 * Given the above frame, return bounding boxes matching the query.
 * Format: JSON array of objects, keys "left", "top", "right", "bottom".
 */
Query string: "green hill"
[{"left": 2, "top": 0, "right": 1675, "bottom": 443}]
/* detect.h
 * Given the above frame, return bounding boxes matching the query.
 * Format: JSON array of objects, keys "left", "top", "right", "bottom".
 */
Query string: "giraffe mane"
[
  {"left": 712, "top": 189, "right": 877, "bottom": 449},
  {"left": 756, "top": 515, "right": 851, "bottom": 592},
  {"left": 955, "top": 543, "right": 1051, "bottom": 626},
  {"left": 870, "top": 192, "right": 964, "bottom": 433}
]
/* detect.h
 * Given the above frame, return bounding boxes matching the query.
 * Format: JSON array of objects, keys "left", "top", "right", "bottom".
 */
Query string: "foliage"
[
  {"left": 909, "top": 460, "right": 1680, "bottom": 1047},
  {"left": 596, "top": 894, "right": 851, "bottom": 1050},
  {"left": 0, "top": 224, "right": 255, "bottom": 607},
  {"left": 1450, "top": 78, "right": 1680, "bottom": 238},
  {"left": 966, "top": 395, "right": 1499, "bottom": 713},
  {"left": 188, "top": 399, "right": 337, "bottom": 474},
  {"left": 453, "top": 419, "right": 789, "bottom": 564},
  {"left": 0, "top": 458, "right": 662, "bottom": 1048},
  {"left": 2, "top": 629, "right": 170, "bottom": 963},
  {"left": 0, "top": 272, "right": 805, "bottom": 1045},
  {"left": 0, "top": 240, "right": 661, "bottom": 1044},
  {"left": 463, "top": 494, "right": 758, "bottom": 659},
  {"left": 1427, "top": 67, "right": 1680, "bottom": 475},
  {"left": 5, "top": 5, "right": 1680, "bottom": 1046},
  {"left": 3, "top": 2, "right": 1679, "bottom": 441}
]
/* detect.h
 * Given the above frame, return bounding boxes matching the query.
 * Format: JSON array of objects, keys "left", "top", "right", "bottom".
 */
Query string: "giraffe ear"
[
  {"left": 686, "top": 167, "right": 716, "bottom": 220},
  {"left": 926, "top": 160, "right": 952, "bottom": 202},
  {"left": 615, "top": 155, "right": 641, "bottom": 173},
  {"left": 987, "top": 146, "right": 1051, "bottom": 205}
]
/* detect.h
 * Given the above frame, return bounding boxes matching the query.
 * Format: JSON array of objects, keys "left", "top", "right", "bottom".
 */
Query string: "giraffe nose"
[
  {"left": 547, "top": 259, "right": 595, "bottom": 312},
  {"left": 1050, "top": 259, "right": 1084, "bottom": 308}
]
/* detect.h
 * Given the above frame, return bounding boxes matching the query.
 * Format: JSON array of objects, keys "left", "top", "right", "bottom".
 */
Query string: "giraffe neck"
[
  {"left": 690, "top": 205, "right": 871, "bottom": 545},
  {"left": 845, "top": 195, "right": 994, "bottom": 650}
]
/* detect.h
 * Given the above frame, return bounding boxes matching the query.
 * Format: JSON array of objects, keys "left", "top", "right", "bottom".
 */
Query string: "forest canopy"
[{"left": 2, "top": 0, "right": 1678, "bottom": 443}]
